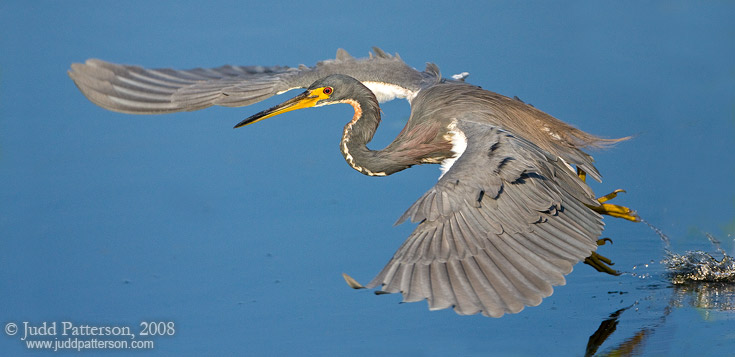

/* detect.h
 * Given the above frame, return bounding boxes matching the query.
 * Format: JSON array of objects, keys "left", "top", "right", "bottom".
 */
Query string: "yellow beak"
[{"left": 234, "top": 88, "right": 328, "bottom": 128}]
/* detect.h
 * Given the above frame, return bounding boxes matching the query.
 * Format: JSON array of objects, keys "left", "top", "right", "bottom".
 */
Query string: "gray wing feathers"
[
  {"left": 68, "top": 47, "right": 435, "bottom": 114},
  {"left": 68, "top": 59, "right": 294, "bottom": 114},
  {"left": 368, "top": 121, "right": 603, "bottom": 317}
]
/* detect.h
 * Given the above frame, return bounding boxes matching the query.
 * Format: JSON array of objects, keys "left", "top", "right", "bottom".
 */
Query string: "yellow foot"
[
  {"left": 577, "top": 168, "right": 639, "bottom": 222},
  {"left": 589, "top": 189, "right": 640, "bottom": 222},
  {"left": 576, "top": 169, "right": 634, "bottom": 275},
  {"left": 596, "top": 188, "right": 626, "bottom": 203},
  {"left": 584, "top": 238, "right": 621, "bottom": 276}
]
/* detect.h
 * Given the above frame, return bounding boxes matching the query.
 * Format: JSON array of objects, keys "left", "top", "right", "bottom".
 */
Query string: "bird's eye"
[{"left": 323, "top": 87, "right": 333, "bottom": 95}]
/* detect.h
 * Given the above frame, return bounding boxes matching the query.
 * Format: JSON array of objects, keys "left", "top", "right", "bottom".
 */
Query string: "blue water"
[{"left": 2, "top": 2, "right": 733, "bottom": 355}]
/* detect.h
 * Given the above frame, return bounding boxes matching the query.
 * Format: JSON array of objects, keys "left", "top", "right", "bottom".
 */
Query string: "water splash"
[
  {"left": 663, "top": 249, "right": 735, "bottom": 284},
  {"left": 641, "top": 219, "right": 735, "bottom": 284},
  {"left": 661, "top": 234, "right": 735, "bottom": 284},
  {"left": 641, "top": 219, "right": 670, "bottom": 248}
]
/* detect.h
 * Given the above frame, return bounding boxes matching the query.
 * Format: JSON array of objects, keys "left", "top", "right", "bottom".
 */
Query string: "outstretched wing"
[
  {"left": 68, "top": 47, "right": 439, "bottom": 114},
  {"left": 366, "top": 119, "right": 603, "bottom": 317}
]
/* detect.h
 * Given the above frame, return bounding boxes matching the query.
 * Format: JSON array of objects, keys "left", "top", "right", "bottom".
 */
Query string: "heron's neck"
[{"left": 339, "top": 95, "right": 412, "bottom": 176}]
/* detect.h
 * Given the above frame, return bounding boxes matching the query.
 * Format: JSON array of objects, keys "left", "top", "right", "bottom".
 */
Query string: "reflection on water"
[
  {"left": 585, "top": 305, "right": 649, "bottom": 357},
  {"left": 670, "top": 283, "right": 735, "bottom": 316},
  {"left": 585, "top": 222, "right": 735, "bottom": 356},
  {"left": 585, "top": 300, "right": 664, "bottom": 356}
]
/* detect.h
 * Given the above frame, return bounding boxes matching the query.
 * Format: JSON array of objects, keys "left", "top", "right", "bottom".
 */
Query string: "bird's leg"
[
  {"left": 577, "top": 167, "right": 587, "bottom": 182},
  {"left": 577, "top": 168, "right": 638, "bottom": 276},
  {"left": 592, "top": 189, "right": 640, "bottom": 222},
  {"left": 584, "top": 238, "right": 621, "bottom": 276},
  {"left": 577, "top": 168, "right": 640, "bottom": 222}
]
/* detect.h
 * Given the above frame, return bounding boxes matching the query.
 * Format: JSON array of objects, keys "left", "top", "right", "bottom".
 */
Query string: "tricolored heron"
[{"left": 69, "top": 47, "right": 638, "bottom": 317}]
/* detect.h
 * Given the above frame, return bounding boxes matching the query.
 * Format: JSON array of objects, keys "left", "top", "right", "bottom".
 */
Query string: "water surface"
[{"left": 1, "top": 2, "right": 733, "bottom": 355}]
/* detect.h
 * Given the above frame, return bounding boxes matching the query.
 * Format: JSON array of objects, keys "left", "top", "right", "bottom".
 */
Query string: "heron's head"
[{"left": 234, "top": 74, "right": 368, "bottom": 128}]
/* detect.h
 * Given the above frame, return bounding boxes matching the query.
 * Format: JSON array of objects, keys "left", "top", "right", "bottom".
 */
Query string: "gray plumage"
[
  {"left": 68, "top": 48, "right": 625, "bottom": 317},
  {"left": 376, "top": 120, "right": 602, "bottom": 317},
  {"left": 68, "top": 47, "right": 435, "bottom": 114}
]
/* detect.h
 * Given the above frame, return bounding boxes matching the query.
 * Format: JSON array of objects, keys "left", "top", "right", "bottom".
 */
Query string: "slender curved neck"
[{"left": 339, "top": 93, "right": 412, "bottom": 176}]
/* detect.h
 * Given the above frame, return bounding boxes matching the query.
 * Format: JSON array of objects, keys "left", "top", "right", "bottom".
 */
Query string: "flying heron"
[{"left": 68, "top": 47, "right": 639, "bottom": 317}]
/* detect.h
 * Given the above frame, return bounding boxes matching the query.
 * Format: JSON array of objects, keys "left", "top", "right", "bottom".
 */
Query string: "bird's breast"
[{"left": 438, "top": 121, "right": 468, "bottom": 178}]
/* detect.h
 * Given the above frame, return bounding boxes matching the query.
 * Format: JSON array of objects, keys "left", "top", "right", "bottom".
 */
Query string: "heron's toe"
[
  {"left": 584, "top": 251, "right": 621, "bottom": 276},
  {"left": 589, "top": 189, "right": 640, "bottom": 222}
]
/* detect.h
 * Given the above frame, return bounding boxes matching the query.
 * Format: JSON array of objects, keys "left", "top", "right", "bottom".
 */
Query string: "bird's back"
[{"left": 409, "top": 81, "right": 623, "bottom": 181}]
